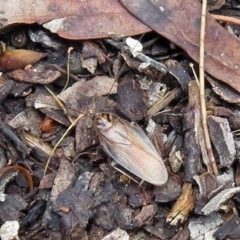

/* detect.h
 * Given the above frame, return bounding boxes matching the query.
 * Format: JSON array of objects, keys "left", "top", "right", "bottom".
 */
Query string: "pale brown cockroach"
[{"left": 93, "top": 112, "right": 168, "bottom": 186}]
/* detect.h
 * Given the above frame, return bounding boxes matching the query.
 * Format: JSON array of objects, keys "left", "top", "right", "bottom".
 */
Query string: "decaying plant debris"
[{"left": 2, "top": 1, "right": 240, "bottom": 240}]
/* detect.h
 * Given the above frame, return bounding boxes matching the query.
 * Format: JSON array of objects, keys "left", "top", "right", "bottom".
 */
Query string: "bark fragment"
[
  {"left": 207, "top": 116, "right": 236, "bottom": 168},
  {"left": 166, "top": 182, "right": 195, "bottom": 226}
]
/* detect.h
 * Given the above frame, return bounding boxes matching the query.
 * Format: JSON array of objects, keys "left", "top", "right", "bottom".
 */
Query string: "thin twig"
[
  {"left": 147, "top": 87, "right": 181, "bottom": 117},
  {"left": 62, "top": 47, "right": 74, "bottom": 92},
  {"left": 212, "top": 14, "right": 240, "bottom": 26},
  {"left": 46, "top": 63, "right": 82, "bottom": 82},
  {"left": 44, "top": 113, "right": 84, "bottom": 175},
  {"left": 200, "top": 0, "right": 218, "bottom": 175},
  {"left": 44, "top": 85, "right": 74, "bottom": 124},
  {"left": 189, "top": 63, "right": 199, "bottom": 86}
]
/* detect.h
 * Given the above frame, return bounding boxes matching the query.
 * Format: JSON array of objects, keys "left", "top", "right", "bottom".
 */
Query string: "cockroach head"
[{"left": 93, "top": 112, "right": 114, "bottom": 131}]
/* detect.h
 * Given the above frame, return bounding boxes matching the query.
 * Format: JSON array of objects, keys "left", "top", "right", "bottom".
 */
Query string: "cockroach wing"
[
  {"left": 120, "top": 118, "right": 163, "bottom": 160},
  {"left": 98, "top": 119, "right": 168, "bottom": 186}
]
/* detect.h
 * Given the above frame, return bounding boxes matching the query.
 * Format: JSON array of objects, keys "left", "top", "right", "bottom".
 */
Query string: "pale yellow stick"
[{"left": 199, "top": 0, "right": 218, "bottom": 175}]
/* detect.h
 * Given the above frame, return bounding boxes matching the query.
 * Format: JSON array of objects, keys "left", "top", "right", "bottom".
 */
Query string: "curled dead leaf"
[
  {"left": 41, "top": 116, "right": 57, "bottom": 133},
  {"left": 0, "top": 165, "right": 33, "bottom": 191},
  {"left": 0, "top": 49, "right": 46, "bottom": 71}
]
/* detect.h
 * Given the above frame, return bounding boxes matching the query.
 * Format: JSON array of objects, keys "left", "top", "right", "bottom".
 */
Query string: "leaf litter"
[{"left": 1, "top": 0, "right": 240, "bottom": 239}]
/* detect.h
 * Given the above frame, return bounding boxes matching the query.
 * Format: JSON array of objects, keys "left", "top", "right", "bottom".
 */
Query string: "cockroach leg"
[
  {"left": 111, "top": 162, "right": 139, "bottom": 185},
  {"left": 139, "top": 179, "right": 145, "bottom": 186}
]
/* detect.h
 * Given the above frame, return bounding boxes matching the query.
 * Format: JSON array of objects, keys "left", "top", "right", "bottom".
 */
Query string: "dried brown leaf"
[
  {"left": 0, "top": 49, "right": 46, "bottom": 71},
  {"left": 119, "top": 0, "right": 240, "bottom": 93},
  {"left": 0, "top": 0, "right": 150, "bottom": 40}
]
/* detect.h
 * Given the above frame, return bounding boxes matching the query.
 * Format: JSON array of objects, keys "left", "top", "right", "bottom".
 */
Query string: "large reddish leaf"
[
  {"left": 0, "top": 0, "right": 150, "bottom": 39},
  {"left": 119, "top": 0, "right": 240, "bottom": 93}
]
